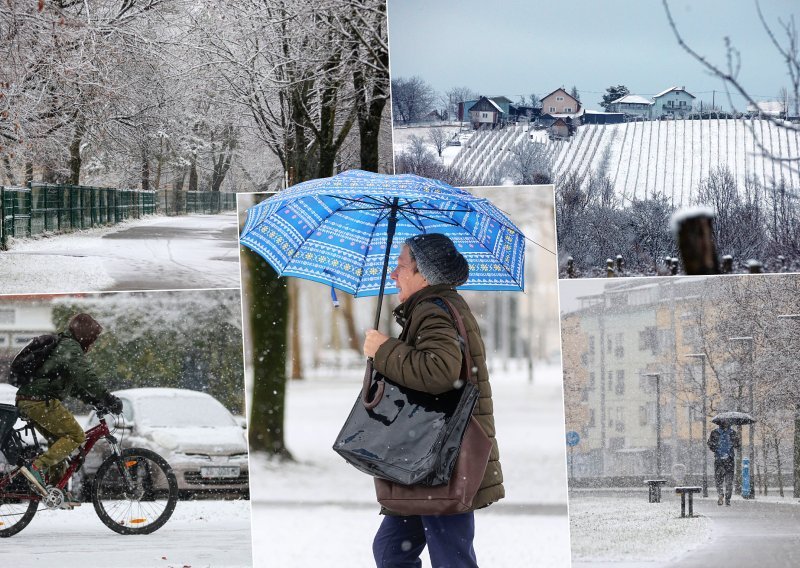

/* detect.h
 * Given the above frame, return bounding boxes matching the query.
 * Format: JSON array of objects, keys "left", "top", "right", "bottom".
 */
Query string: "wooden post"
[
  {"left": 670, "top": 258, "right": 679, "bottom": 275},
  {"left": 747, "top": 260, "right": 763, "bottom": 274},
  {"left": 722, "top": 255, "right": 733, "bottom": 274},
  {"left": 778, "top": 255, "right": 786, "bottom": 272},
  {"left": 566, "top": 256, "right": 575, "bottom": 278},
  {"left": 615, "top": 254, "right": 624, "bottom": 274},
  {"left": 606, "top": 258, "right": 615, "bottom": 278},
  {"left": 671, "top": 210, "right": 720, "bottom": 275}
]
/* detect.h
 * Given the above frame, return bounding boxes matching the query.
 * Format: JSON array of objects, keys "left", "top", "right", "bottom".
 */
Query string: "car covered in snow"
[{"left": 77, "top": 388, "right": 249, "bottom": 499}]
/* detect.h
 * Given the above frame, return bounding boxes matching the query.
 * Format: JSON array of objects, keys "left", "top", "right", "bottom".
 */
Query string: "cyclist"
[{"left": 14, "top": 313, "right": 123, "bottom": 508}]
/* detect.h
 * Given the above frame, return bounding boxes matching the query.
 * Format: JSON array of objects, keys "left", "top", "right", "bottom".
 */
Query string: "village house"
[
  {"left": 465, "top": 96, "right": 508, "bottom": 128},
  {"left": 607, "top": 94, "right": 653, "bottom": 120},
  {"left": 652, "top": 86, "right": 695, "bottom": 118},
  {"left": 540, "top": 87, "right": 581, "bottom": 115}
]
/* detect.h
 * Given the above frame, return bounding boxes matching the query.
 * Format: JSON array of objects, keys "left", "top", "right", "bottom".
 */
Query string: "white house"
[
  {"left": 652, "top": 86, "right": 695, "bottom": 118},
  {"left": 607, "top": 94, "right": 653, "bottom": 120}
]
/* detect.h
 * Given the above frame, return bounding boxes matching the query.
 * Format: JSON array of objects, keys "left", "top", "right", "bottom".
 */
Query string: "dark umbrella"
[
  {"left": 712, "top": 411, "right": 756, "bottom": 426},
  {"left": 239, "top": 170, "right": 527, "bottom": 327}
]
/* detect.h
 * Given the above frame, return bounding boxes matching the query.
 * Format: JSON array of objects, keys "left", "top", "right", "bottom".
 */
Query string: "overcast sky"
[{"left": 387, "top": 0, "right": 797, "bottom": 111}]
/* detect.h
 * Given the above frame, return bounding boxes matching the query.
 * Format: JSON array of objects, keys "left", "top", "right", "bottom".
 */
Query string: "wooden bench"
[
  {"left": 644, "top": 479, "right": 667, "bottom": 503},
  {"left": 675, "top": 486, "right": 702, "bottom": 517}
]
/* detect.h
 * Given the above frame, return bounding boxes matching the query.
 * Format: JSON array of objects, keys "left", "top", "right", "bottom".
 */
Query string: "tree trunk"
[
  {"left": 24, "top": 161, "right": 33, "bottom": 184},
  {"left": 2, "top": 155, "right": 15, "bottom": 185},
  {"left": 141, "top": 146, "right": 150, "bottom": 191},
  {"left": 774, "top": 434, "right": 784, "bottom": 497},
  {"left": 289, "top": 279, "right": 303, "bottom": 380},
  {"left": 340, "top": 292, "right": 361, "bottom": 352},
  {"left": 67, "top": 117, "right": 85, "bottom": 185},
  {"left": 762, "top": 432, "right": 769, "bottom": 495},
  {"left": 188, "top": 153, "right": 198, "bottom": 192},
  {"left": 243, "top": 241, "right": 293, "bottom": 460}
]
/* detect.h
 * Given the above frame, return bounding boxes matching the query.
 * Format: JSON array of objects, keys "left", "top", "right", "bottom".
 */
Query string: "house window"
[
  {"left": 565, "top": 107, "right": 572, "bottom": 113},
  {"left": 615, "top": 333, "right": 624, "bottom": 358},
  {"left": 549, "top": 106, "right": 556, "bottom": 112},
  {"left": 615, "top": 370, "right": 625, "bottom": 395},
  {"left": 556, "top": 96, "right": 563, "bottom": 101},
  {"left": 482, "top": 112, "right": 488, "bottom": 119}
]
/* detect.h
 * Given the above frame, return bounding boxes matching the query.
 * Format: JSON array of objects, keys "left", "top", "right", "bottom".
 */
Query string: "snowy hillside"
[{"left": 395, "top": 119, "right": 799, "bottom": 205}]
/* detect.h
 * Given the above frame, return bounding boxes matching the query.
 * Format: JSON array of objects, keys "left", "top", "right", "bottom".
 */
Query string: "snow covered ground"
[
  {"left": 569, "top": 491, "right": 711, "bottom": 566},
  {"left": 249, "top": 363, "right": 571, "bottom": 567},
  {"left": 0, "top": 212, "right": 240, "bottom": 294},
  {"left": 0, "top": 500, "right": 253, "bottom": 567}
]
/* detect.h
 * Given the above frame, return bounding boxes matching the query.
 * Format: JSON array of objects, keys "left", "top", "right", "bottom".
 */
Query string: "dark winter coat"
[
  {"left": 16, "top": 330, "right": 110, "bottom": 405},
  {"left": 707, "top": 426, "right": 741, "bottom": 461},
  {"left": 373, "top": 283, "right": 504, "bottom": 511}
]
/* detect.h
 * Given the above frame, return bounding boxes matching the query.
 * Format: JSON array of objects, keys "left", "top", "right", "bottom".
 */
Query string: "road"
[{"left": 0, "top": 213, "right": 240, "bottom": 294}]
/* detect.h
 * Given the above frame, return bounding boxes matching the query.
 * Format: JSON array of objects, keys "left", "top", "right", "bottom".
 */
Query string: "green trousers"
[{"left": 16, "top": 399, "right": 85, "bottom": 482}]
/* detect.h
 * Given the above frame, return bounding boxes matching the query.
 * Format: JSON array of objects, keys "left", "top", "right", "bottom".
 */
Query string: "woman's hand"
[{"left": 363, "top": 329, "right": 389, "bottom": 358}]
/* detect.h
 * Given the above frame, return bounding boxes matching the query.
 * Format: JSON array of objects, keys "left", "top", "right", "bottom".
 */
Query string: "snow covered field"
[
  {"left": 0, "top": 500, "right": 253, "bottom": 567},
  {"left": 569, "top": 491, "right": 711, "bottom": 565},
  {"left": 394, "top": 119, "right": 797, "bottom": 205},
  {"left": 0, "top": 212, "right": 240, "bottom": 294},
  {"left": 249, "top": 363, "right": 571, "bottom": 567}
]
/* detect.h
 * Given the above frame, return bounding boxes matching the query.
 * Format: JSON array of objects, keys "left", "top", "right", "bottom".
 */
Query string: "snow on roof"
[
  {"left": 653, "top": 86, "right": 695, "bottom": 99},
  {"left": 610, "top": 94, "right": 653, "bottom": 106},
  {"left": 670, "top": 206, "right": 716, "bottom": 233},
  {"left": 488, "top": 98, "right": 504, "bottom": 114}
]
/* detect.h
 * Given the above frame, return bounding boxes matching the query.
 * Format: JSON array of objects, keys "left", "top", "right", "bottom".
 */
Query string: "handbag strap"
[{"left": 361, "top": 295, "right": 476, "bottom": 409}]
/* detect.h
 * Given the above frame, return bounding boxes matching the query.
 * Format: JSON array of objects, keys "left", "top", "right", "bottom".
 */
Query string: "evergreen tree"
[{"left": 600, "top": 85, "right": 630, "bottom": 110}]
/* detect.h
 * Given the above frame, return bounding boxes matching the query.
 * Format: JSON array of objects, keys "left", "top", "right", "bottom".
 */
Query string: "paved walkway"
[{"left": 669, "top": 497, "right": 800, "bottom": 567}]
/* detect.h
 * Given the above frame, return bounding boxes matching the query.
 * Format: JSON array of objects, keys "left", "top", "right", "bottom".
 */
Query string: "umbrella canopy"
[
  {"left": 712, "top": 411, "right": 756, "bottom": 426},
  {"left": 240, "top": 170, "right": 526, "bottom": 312}
]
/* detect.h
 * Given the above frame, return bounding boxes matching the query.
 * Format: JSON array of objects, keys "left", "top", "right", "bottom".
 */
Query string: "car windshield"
[{"left": 135, "top": 396, "right": 237, "bottom": 428}]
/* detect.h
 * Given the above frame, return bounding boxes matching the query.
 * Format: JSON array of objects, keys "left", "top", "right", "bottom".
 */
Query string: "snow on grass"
[
  {"left": 569, "top": 491, "right": 711, "bottom": 563},
  {"left": 1, "top": 500, "right": 253, "bottom": 568}
]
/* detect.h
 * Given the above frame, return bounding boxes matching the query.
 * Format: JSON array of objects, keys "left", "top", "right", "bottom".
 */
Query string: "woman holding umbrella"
[{"left": 363, "top": 233, "right": 503, "bottom": 568}]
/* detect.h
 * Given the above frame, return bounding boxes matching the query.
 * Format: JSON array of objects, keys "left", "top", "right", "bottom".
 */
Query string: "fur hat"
[
  {"left": 68, "top": 313, "right": 103, "bottom": 352},
  {"left": 405, "top": 233, "right": 469, "bottom": 286}
]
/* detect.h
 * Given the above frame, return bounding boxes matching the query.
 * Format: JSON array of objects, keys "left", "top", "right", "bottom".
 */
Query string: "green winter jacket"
[
  {"left": 16, "top": 330, "right": 109, "bottom": 405},
  {"left": 373, "top": 284, "right": 505, "bottom": 511}
]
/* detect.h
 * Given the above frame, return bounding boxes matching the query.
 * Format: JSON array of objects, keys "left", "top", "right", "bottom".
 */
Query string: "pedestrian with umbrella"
[
  {"left": 240, "top": 170, "right": 528, "bottom": 567},
  {"left": 708, "top": 412, "right": 753, "bottom": 506}
]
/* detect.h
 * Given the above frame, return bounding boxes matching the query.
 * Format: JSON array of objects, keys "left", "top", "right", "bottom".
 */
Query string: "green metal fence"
[{"left": 1, "top": 183, "right": 235, "bottom": 250}]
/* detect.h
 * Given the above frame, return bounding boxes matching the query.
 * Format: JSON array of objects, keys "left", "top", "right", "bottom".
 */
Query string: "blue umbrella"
[{"left": 240, "top": 170, "right": 525, "bottom": 327}]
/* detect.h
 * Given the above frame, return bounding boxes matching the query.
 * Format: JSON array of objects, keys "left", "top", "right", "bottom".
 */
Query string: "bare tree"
[
  {"left": 427, "top": 127, "right": 448, "bottom": 158},
  {"left": 391, "top": 75, "right": 437, "bottom": 124}
]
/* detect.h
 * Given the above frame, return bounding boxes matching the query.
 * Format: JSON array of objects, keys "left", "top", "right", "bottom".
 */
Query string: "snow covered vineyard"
[{"left": 398, "top": 119, "right": 799, "bottom": 204}]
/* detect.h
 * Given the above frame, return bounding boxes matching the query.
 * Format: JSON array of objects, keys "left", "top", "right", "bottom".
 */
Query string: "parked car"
[{"left": 77, "top": 388, "right": 249, "bottom": 499}]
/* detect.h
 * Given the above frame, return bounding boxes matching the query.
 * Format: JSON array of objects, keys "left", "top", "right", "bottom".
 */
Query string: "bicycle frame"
[{"left": 0, "top": 412, "right": 122, "bottom": 500}]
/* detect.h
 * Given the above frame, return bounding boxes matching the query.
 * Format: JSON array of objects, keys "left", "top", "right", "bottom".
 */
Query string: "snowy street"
[
  {"left": 571, "top": 491, "right": 800, "bottom": 568},
  {"left": 0, "top": 500, "right": 253, "bottom": 567},
  {"left": 249, "top": 363, "right": 571, "bottom": 567},
  {"left": 0, "top": 212, "right": 240, "bottom": 294}
]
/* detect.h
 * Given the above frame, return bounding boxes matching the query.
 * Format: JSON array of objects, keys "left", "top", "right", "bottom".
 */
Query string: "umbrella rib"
[
  {"left": 397, "top": 208, "right": 426, "bottom": 232},
  {"left": 353, "top": 208, "right": 391, "bottom": 297}
]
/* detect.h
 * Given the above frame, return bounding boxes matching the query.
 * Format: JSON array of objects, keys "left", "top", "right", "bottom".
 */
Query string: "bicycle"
[{"left": 0, "top": 402, "right": 178, "bottom": 537}]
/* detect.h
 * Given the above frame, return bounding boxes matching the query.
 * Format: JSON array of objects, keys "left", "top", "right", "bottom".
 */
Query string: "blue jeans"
[{"left": 373, "top": 512, "right": 478, "bottom": 568}]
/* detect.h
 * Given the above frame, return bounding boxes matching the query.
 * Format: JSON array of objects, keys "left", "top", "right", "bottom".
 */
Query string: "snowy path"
[
  {"left": 571, "top": 492, "right": 800, "bottom": 568},
  {"left": 248, "top": 364, "right": 571, "bottom": 567},
  {"left": 667, "top": 497, "right": 800, "bottom": 567},
  {"left": 0, "top": 500, "right": 253, "bottom": 567},
  {"left": 0, "top": 213, "right": 240, "bottom": 294}
]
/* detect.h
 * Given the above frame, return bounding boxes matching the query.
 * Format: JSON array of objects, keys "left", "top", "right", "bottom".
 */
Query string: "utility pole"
[
  {"left": 686, "top": 354, "right": 708, "bottom": 497},
  {"left": 644, "top": 373, "right": 662, "bottom": 478}
]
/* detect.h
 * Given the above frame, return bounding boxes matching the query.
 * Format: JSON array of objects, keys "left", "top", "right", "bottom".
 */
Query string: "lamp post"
[
  {"left": 644, "top": 373, "right": 662, "bottom": 478},
  {"left": 777, "top": 315, "right": 800, "bottom": 498},
  {"left": 686, "top": 353, "right": 708, "bottom": 497},
  {"left": 729, "top": 336, "right": 755, "bottom": 499}
]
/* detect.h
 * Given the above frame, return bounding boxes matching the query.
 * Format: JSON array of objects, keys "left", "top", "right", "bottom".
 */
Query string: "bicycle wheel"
[
  {"left": 0, "top": 491, "right": 38, "bottom": 538},
  {"left": 92, "top": 448, "right": 178, "bottom": 535}
]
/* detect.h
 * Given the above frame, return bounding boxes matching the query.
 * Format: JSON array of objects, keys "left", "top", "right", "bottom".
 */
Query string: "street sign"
[{"left": 566, "top": 431, "right": 580, "bottom": 447}]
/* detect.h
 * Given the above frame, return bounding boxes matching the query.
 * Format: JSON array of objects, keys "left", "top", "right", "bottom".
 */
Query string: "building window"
[
  {"left": 607, "top": 337, "right": 612, "bottom": 353},
  {"left": 588, "top": 409, "right": 595, "bottom": 428},
  {"left": 609, "top": 437, "right": 624, "bottom": 450},
  {"left": 608, "top": 371, "right": 613, "bottom": 391},
  {"left": 549, "top": 106, "right": 556, "bottom": 112},
  {"left": 588, "top": 335, "right": 595, "bottom": 360},
  {"left": 615, "top": 370, "right": 625, "bottom": 395},
  {"left": 0, "top": 309, "right": 14, "bottom": 324},
  {"left": 565, "top": 107, "right": 572, "bottom": 113},
  {"left": 639, "top": 327, "right": 657, "bottom": 354},
  {"left": 0, "top": 334, "right": 9, "bottom": 347},
  {"left": 639, "top": 405, "right": 648, "bottom": 426},
  {"left": 556, "top": 96, "right": 563, "bottom": 101},
  {"left": 615, "top": 333, "right": 624, "bottom": 358},
  {"left": 588, "top": 372, "right": 595, "bottom": 390},
  {"left": 13, "top": 335, "right": 35, "bottom": 345}
]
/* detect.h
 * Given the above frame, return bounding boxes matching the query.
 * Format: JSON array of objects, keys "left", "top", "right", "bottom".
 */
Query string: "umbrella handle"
[{"left": 361, "top": 359, "right": 385, "bottom": 409}]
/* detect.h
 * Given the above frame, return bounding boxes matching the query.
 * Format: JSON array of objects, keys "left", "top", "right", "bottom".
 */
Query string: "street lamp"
[
  {"left": 643, "top": 373, "right": 662, "bottom": 478},
  {"left": 685, "top": 353, "right": 708, "bottom": 497},
  {"left": 777, "top": 315, "right": 800, "bottom": 499},
  {"left": 729, "top": 336, "right": 755, "bottom": 499}
]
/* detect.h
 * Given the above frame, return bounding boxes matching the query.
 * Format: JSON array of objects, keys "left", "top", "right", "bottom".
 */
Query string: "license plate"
[{"left": 200, "top": 466, "right": 240, "bottom": 479}]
